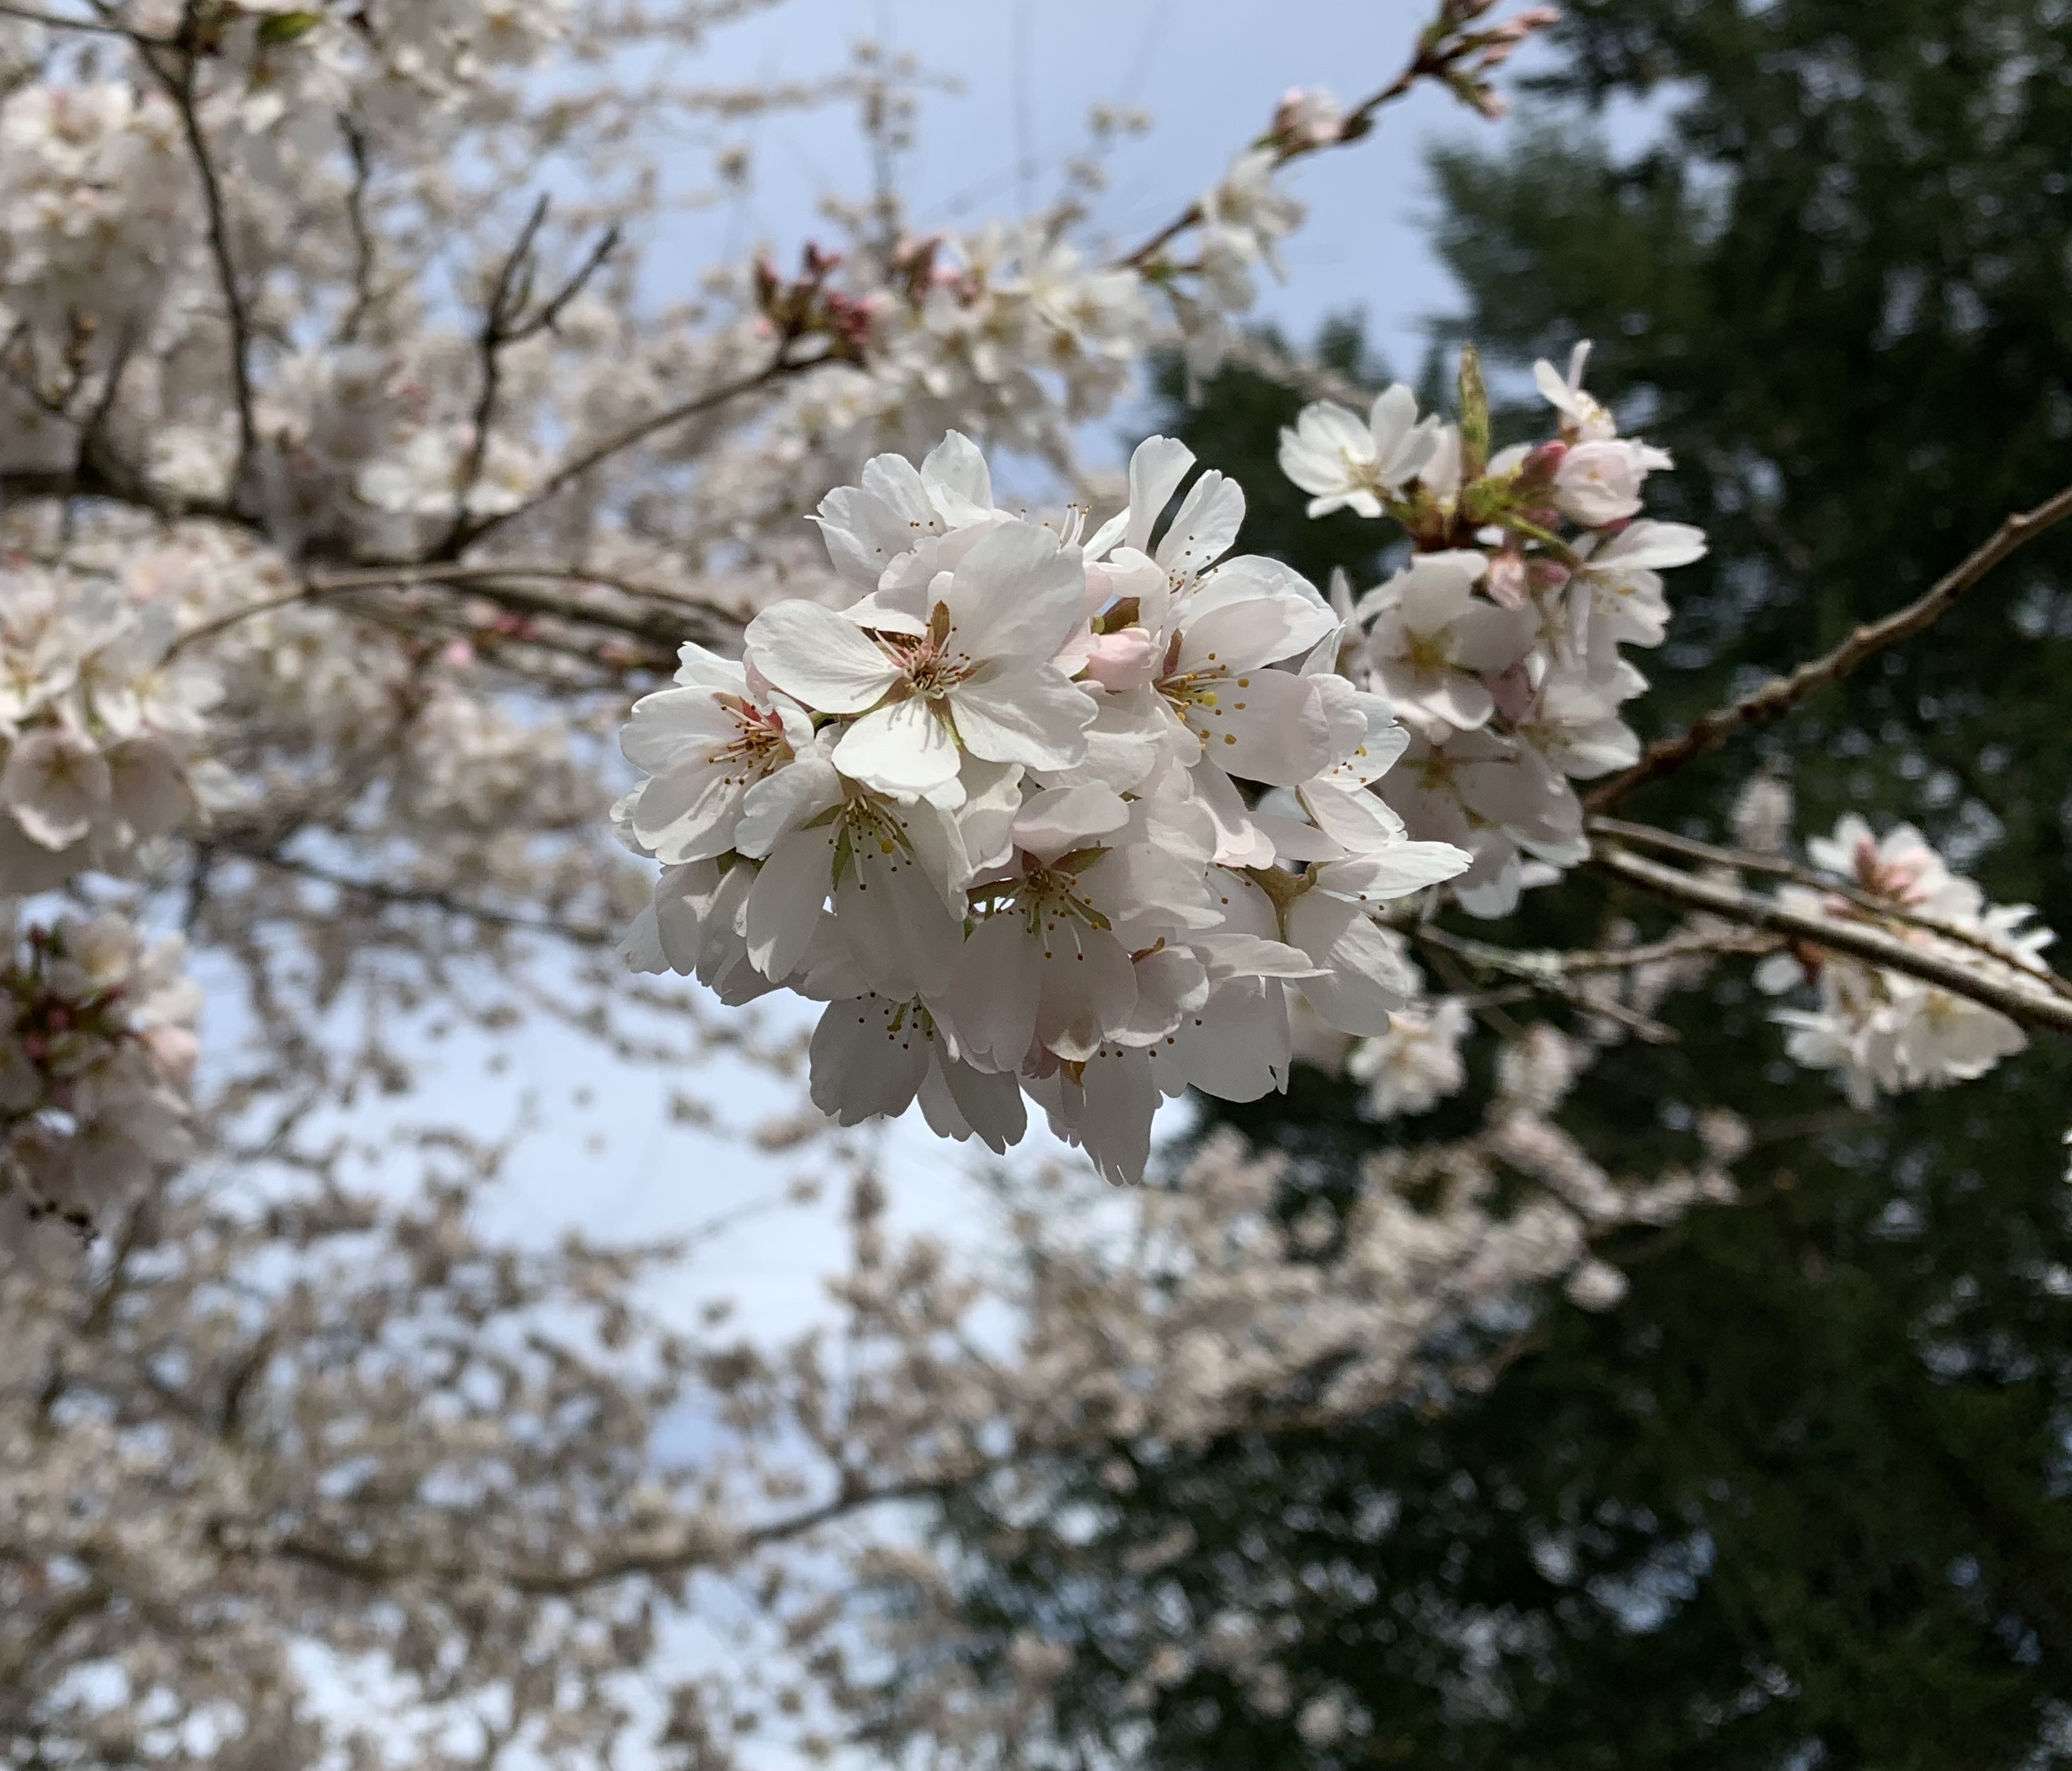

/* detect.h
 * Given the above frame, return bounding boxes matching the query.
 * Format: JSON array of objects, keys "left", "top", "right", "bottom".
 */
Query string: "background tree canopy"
[{"left": 926, "top": 2, "right": 2072, "bottom": 1764}]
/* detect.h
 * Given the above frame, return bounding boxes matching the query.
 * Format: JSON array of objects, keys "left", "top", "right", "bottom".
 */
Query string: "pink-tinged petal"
[
  {"left": 1181, "top": 668, "right": 1332, "bottom": 787},
  {"left": 947, "top": 663, "right": 1093, "bottom": 770},
  {"left": 744, "top": 601, "right": 899, "bottom": 713},
  {"left": 832, "top": 697, "right": 961, "bottom": 798}
]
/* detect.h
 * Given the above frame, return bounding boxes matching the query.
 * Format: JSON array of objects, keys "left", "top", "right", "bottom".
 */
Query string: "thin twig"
[
  {"left": 1589, "top": 815, "right": 2072, "bottom": 1000},
  {"left": 440, "top": 355, "right": 795, "bottom": 555},
  {"left": 1414, "top": 924, "right": 1705, "bottom": 1045},
  {"left": 0, "top": 0, "right": 169, "bottom": 42},
  {"left": 335, "top": 118, "right": 380, "bottom": 345},
  {"left": 241, "top": 849, "right": 615, "bottom": 947},
  {"left": 170, "top": 561, "right": 742, "bottom": 658},
  {"left": 144, "top": 42, "right": 260, "bottom": 487},
  {"left": 1594, "top": 846, "right": 2072, "bottom": 1039},
  {"left": 1589, "top": 479, "right": 2072, "bottom": 811},
  {"left": 1113, "top": 53, "right": 1435, "bottom": 273},
  {"left": 444, "top": 197, "right": 553, "bottom": 551}
]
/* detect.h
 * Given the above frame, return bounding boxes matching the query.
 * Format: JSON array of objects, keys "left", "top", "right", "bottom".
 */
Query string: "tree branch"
[
  {"left": 437, "top": 355, "right": 795, "bottom": 556},
  {"left": 1593, "top": 845, "right": 2072, "bottom": 1039},
  {"left": 145, "top": 40, "right": 261, "bottom": 489},
  {"left": 0, "top": 1, "right": 169, "bottom": 42},
  {"left": 1589, "top": 814, "right": 2072, "bottom": 998},
  {"left": 1588, "top": 479, "right": 2072, "bottom": 811}
]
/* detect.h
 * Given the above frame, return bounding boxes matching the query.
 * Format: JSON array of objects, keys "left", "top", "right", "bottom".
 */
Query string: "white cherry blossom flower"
[
  {"left": 1277, "top": 384, "right": 1440, "bottom": 518},
  {"left": 1361, "top": 551, "right": 1535, "bottom": 735}
]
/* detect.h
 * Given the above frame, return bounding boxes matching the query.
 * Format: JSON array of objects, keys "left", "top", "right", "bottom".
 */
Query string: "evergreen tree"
[{"left": 929, "top": 5, "right": 2072, "bottom": 1765}]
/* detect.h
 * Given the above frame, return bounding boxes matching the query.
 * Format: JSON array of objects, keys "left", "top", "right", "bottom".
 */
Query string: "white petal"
[
  {"left": 735, "top": 752, "right": 843, "bottom": 857},
  {"left": 1122, "top": 435, "right": 1196, "bottom": 556},
  {"left": 1181, "top": 667, "right": 1332, "bottom": 787},
  {"left": 1316, "top": 840, "right": 1473, "bottom": 905},
  {"left": 1289, "top": 898, "right": 1416, "bottom": 1034},
  {"left": 947, "top": 663, "right": 1093, "bottom": 770},
  {"left": 832, "top": 697, "right": 961, "bottom": 798},
  {"left": 1166, "top": 978, "right": 1291, "bottom": 1102},
  {"left": 1036, "top": 923, "right": 1138, "bottom": 1062},
  {"left": 919, "top": 1052, "right": 1027, "bottom": 1152},
  {"left": 744, "top": 601, "right": 899, "bottom": 713},
  {"left": 1155, "top": 468, "right": 1245, "bottom": 580},
  {"left": 941, "top": 913, "right": 1042, "bottom": 1071},
  {"left": 810, "top": 994, "right": 931, "bottom": 1124},
  {"left": 743, "top": 825, "right": 836, "bottom": 979},
  {"left": 945, "top": 520, "right": 1087, "bottom": 661},
  {"left": 1011, "top": 784, "right": 1129, "bottom": 862},
  {"left": 921, "top": 430, "right": 994, "bottom": 524}
]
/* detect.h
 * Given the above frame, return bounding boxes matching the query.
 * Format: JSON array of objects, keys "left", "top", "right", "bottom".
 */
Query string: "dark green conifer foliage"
[{"left": 920, "top": 5, "right": 2072, "bottom": 1766}]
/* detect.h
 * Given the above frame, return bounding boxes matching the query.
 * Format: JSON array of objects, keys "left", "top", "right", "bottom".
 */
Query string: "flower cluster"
[
  {"left": 1, "top": 907, "right": 200, "bottom": 1234},
  {"left": 0, "top": 79, "right": 191, "bottom": 338},
  {"left": 618, "top": 431, "right": 1472, "bottom": 1181},
  {"left": 0, "top": 569, "right": 222, "bottom": 893},
  {"left": 1281, "top": 343, "right": 1706, "bottom": 915},
  {"left": 1758, "top": 814, "right": 2056, "bottom": 1105}
]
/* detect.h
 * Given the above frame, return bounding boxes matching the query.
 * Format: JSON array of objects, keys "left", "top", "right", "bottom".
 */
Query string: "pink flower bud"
[{"left": 1083, "top": 627, "right": 1162, "bottom": 692}]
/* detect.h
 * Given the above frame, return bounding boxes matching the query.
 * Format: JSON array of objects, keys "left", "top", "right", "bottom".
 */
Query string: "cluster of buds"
[
  {"left": 1420, "top": 0, "right": 1565, "bottom": 119},
  {"left": 753, "top": 244, "right": 883, "bottom": 366}
]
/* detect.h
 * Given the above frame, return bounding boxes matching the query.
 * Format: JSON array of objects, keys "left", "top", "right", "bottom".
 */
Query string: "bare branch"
[
  {"left": 237, "top": 849, "right": 617, "bottom": 947},
  {"left": 1110, "top": 2, "right": 1545, "bottom": 274},
  {"left": 1593, "top": 845, "right": 2072, "bottom": 1039},
  {"left": 0, "top": 1, "right": 170, "bottom": 43},
  {"left": 1413, "top": 923, "right": 1740, "bottom": 1044},
  {"left": 438, "top": 355, "right": 796, "bottom": 557},
  {"left": 1588, "top": 479, "right": 2072, "bottom": 811},
  {"left": 335, "top": 118, "right": 380, "bottom": 346},
  {"left": 170, "top": 560, "right": 743, "bottom": 660},
  {"left": 141, "top": 42, "right": 261, "bottom": 491}
]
